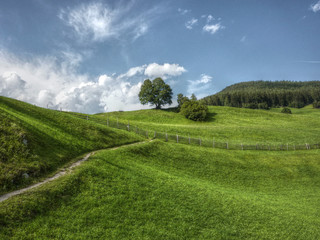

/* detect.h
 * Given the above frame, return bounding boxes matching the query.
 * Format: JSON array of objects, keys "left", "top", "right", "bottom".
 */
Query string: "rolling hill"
[
  {"left": 0, "top": 96, "right": 142, "bottom": 194},
  {"left": 0, "top": 96, "right": 320, "bottom": 239}
]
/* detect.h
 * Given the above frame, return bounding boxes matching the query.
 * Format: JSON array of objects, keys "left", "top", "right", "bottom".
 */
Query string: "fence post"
[
  {"left": 146, "top": 130, "right": 148, "bottom": 138},
  {"left": 165, "top": 132, "right": 168, "bottom": 142},
  {"left": 154, "top": 131, "right": 156, "bottom": 138},
  {"left": 241, "top": 143, "right": 243, "bottom": 150},
  {"left": 117, "top": 117, "right": 119, "bottom": 128},
  {"left": 188, "top": 135, "right": 191, "bottom": 144},
  {"left": 306, "top": 143, "right": 308, "bottom": 150},
  {"left": 177, "top": 135, "right": 179, "bottom": 143},
  {"left": 107, "top": 117, "right": 109, "bottom": 127},
  {"left": 127, "top": 121, "right": 130, "bottom": 131},
  {"left": 294, "top": 145, "right": 296, "bottom": 151},
  {"left": 86, "top": 115, "right": 88, "bottom": 121},
  {"left": 287, "top": 143, "right": 289, "bottom": 151},
  {"left": 199, "top": 138, "right": 201, "bottom": 146},
  {"left": 226, "top": 142, "right": 228, "bottom": 150},
  {"left": 213, "top": 138, "right": 215, "bottom": 148}
]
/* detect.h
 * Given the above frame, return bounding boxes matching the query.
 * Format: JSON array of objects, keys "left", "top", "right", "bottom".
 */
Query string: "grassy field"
[
  {"left": 1, "top": 141, "right": 319, "bottom": 239},
  {"left": 0, "top": 96, "right": 142, "bottom": 194},
  {"left": 94, "top": 105, "right": 320, "bottom": 145}
]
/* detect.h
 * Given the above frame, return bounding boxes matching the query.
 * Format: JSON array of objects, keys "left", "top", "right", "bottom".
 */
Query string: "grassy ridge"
[
  {"left": 0, "top": 96, "right": 142, "bottom": 194},
  {"left": 94, "top": 105, "right": 320, "bottom": 145},
  {"left": 1, "top": 141, "right": 319, "bottom": 239}
]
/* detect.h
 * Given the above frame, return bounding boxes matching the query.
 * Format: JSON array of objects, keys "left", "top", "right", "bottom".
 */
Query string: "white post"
[
  {"left": 127, "top": 121, "right": 130, "bottom": 131},
  {"left": 177, "top": 135, "right": 179, "bottom": 143},
  {"left": 86, "top": 116, "right": 88, "bottom": 121},
  {"left": 226, "top": 142, "right": 229, "bottom": 149},
  {"left": 199, "top": 138, "right": 201, "bottom": 146},
  {"left": 166, "top": 132, "right": 168, "bottom": 142}
]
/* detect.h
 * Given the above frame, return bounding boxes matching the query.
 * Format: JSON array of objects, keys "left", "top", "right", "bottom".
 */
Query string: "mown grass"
[
  {"left": 1, "top": 141, "right": 319, "bottom": 239},
  {"left": 0, "top": 96, "right": 143, "bottom": 194},
  {"left": 94, "top": 105, "right": 320, "bottom": 145}
]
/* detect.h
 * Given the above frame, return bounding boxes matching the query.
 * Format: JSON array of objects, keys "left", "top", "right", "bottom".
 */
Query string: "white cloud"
[
  {"left": 0, "top": 50, "right": 186, "bottom": 113},
  {"left": 178, "top": 8, "right": 190, "bottom": 15},
  {"left": 187, "top": 74, "right": 213, "bottom": 99},
  {"left": 207, "top": 15, "right": 214, "bottom": 23},
  {"left": 203, "top": 23, "right": 225, "bottom": 34},
  {"left": 0, "top": 72, "right": 27, "bottom": 100},
  {"left": 240, "top": 35, "right": 246, "bottom": 42},
  {"left": 144, "top": 63, "right": 187, "bottom": 79},
  {"left": 310, "top": 1, "right": 320, "bottom": 12},
  {"left": 185, "top": 18, "right": 198, "bottom": 30},
  {"left": 59, "top": 2, "right": 157, "bottom": 42},
  {"left": 199, "top": 74, "right": 212, "bottom": 84}
]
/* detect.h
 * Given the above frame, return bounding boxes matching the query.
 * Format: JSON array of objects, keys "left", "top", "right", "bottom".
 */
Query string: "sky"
[{"left": 0, "top": 0, "right": 319, "bottom": 113}]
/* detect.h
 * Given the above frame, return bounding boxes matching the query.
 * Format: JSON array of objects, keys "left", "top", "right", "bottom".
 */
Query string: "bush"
[
  {"left": 313, "top": 101, "right": 320, "bottom": 109},
  {"left": 281, "top": 107, "right": 292, "bottom": 114},
  {"left": 180, "top": 101, "right": 209, "bottom": 121}
]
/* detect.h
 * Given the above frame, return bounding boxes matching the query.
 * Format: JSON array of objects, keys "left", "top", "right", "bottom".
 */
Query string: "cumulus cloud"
[
  {"left": 0, "top": 50, "right": 186, "bottom": 113},
  {"left": 187, "top": 74, "right": 213, "bottom": 99},
  {"left": 310, "top": 1, "right": 320, "bottom": 12},
  {"left": 59, "top": 2, "right": 158, "bottom": 42},
  {"left": 185, "top": 18, "right": 198, "bottom": 29},
  {"left": 203, "top": 23, "right": 225, "bottom": 34},
  {"left": 144, "top": 63, "right": 186, "bottom": 79},
  {"left": 0, "top": 72, "right": 27, "bottom": 100}
]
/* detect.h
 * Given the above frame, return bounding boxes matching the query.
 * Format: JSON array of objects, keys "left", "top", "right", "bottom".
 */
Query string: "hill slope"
[
  {"left": 1, "top": 141, "right": 319, "bottom": 239},
  {"left": 0, "top": 96, "right": 142, "bottom": 194},
  {"left": 202, "top": 80, "right": 320, "bottom": 108},
  {"left": 94, "top": 105, "right": 320, "bottom": 145}
]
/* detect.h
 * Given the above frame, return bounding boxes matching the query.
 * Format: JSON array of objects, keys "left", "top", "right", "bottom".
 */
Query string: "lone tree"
[{"left": 139, "top": 78, "right": 173, "bottom": 109}]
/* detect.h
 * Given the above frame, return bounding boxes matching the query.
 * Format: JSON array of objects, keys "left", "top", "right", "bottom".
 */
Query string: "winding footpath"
[{"left": 0, "top": 141, "right": 148, "bottom": 203}]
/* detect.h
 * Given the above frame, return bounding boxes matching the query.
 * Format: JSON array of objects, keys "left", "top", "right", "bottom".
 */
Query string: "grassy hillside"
[
  {"left": 1, "top": 141, "right": 319, "bottom": 239},
  {"left": 94, "top": 105, "right": 320, "bottom": 145},
  {"left": 0, "top": 96, "right": 142, "bottom": 194}
]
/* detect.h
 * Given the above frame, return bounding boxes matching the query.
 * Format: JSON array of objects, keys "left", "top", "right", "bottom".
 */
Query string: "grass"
[
  {"left": 94, "top": 105, "right": 320, "bottom": 145},
  {"left": 1, "top": 140, "right": 319, "bottom": 239},
  {"left": 0, "top": 96, "right": 143, "bottom": 194}
]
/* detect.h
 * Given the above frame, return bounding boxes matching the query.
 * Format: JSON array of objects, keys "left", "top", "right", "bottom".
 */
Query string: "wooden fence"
[{"left": 66, "top": 112, "right": 319, "bottom": 151}]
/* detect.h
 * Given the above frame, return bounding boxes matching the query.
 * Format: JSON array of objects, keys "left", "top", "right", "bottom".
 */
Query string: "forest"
[{"left": 202, "top": 80, "right": 320, "bottom": 109}]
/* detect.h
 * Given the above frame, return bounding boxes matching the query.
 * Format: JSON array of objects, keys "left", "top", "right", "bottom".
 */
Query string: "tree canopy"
[
  {"left": 202, "top": 80, "right": 320, "bottom": 109},
  {"left": 139, "top": 78, "right": 173, "bottom": 109}
]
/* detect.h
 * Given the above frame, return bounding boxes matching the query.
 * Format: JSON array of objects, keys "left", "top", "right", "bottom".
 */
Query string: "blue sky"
[{"left": 0, "top": 0, "right": 319, "bottom": 113}]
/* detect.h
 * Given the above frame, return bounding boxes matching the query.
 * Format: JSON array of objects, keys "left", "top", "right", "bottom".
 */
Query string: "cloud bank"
[{"left": 0, "top": 50, "right": 186, "bottom": 113}]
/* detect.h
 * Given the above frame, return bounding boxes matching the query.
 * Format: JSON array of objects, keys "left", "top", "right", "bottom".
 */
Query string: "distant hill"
[{"left": 202, "top": 80, "right": 320, "bottom": 109}]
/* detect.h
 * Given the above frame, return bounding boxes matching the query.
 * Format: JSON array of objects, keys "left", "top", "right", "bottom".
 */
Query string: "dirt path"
[{"left": 0, "top": 141, "right": 148, "bottom": 203}]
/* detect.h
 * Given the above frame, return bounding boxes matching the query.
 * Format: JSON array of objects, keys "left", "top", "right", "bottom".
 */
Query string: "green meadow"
[
  {"left": 1, "top": 141, "right": 319, "bottom": 239},
  {"left": 95, "top": 105, "right": 320, "bottom": 145},
  {"left": 1, "top": 97, "right": 320, "bottom": 239},
  {"left": 0, "top": 96, "right": 142, "bottom": 194}
]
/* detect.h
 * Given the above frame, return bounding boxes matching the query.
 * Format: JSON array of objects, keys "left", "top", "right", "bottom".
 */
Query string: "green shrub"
[
  {"left": 313, "top": 101, "right": 320, "bottom": 109},
  {"left": 281, "top": 107, "right": 292, "bottom": 114},
  {"left": 180, "top": 101, "right": 209, "bottom": 121}
]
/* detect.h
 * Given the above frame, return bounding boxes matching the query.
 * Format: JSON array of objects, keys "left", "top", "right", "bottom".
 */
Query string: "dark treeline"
[{"left": 202, "top": 80, "right": 320, "bottom": 109}]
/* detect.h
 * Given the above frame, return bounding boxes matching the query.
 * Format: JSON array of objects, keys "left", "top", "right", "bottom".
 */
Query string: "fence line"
[{"left": 65, "top": 112, "right": 320, "bottom": 151}]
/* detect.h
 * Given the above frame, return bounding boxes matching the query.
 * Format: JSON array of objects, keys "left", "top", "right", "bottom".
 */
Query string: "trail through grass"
[
  {"left": 0, "top": 96, "right": 142, "bottom": 194},
  {"left": 1, "top": 141, "right": 319, "bottom": 239}
]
